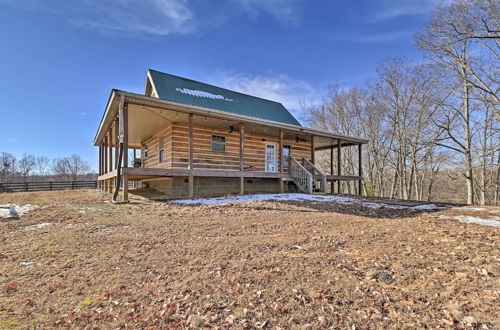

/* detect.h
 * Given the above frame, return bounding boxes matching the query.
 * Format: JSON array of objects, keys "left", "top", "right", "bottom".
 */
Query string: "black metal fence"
[{"left": 0, "top": 181, "right": 98, "bottom": 193}]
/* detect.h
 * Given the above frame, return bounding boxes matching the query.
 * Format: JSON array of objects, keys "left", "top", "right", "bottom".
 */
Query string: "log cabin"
[{"left": 94, "top": 69, "right": 368, "bottom": 202}]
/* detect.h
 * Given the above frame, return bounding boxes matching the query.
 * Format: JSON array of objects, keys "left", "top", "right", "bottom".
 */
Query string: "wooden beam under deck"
[{"left": 99, "top": 168, "right": 291, "bottom": 181}]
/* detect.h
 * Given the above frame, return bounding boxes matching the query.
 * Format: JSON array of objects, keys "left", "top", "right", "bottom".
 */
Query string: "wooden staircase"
[{"left": 288, "top": 157, "right": 327, "bottom": 194}]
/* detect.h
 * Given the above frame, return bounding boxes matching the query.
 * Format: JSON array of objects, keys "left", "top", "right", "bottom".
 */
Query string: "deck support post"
[
  {"left": 188, "top": 176, "right": 194, "bottom": 198},
  {"left": 337, "top": 139, "right": 342, "bottom": 194},
  {"left": 239, "top": 122, "right": 245, "bottom": 195},
  {"left": 119, "top": 95, "right": 129, "bottom": 202},
  {"left": 358, "top": 143, "right": 362, "bottom": 196}
]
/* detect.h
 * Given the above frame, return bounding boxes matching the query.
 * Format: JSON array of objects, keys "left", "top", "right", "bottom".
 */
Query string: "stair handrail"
[
  {"left": 301, "top": 157, "right": 327, "bottom": 193},
  {"left": 289, "top": 157, "right": 313, "bottom": 194}
]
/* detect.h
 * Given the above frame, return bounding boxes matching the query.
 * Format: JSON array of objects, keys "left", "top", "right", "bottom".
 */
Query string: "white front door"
[{"left": 265, "top": 143, "right": 278, "bottom": 172}]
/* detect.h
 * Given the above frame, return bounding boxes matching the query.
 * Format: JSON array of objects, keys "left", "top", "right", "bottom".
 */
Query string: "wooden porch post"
[
  {"left": 104, "top": 143, "right": 108, "bottom": 175},
  {"left": 279, "top": 129, "right": 284, "bottom": 193},
  {"left": 133, "top": 149, "right": 138, "bottom": 189},
  {"left": 99, "top": 145, "right": 102, "bottom": 176},
  {"left": 98, "top": 145, "right": 103, "bottom": 190},
  {"left": 239, "top": 122, "right": 245, "bottom": 195},
  {"left": 108, "top": 129, "right": 113, "bottom": 172},
  {"left": 188, "top": 113, "right": 194, "bottom": 198},
  {"left": 330, "top": 145, "right": 334, "bottom": 194},
  {"left": 114, "top": 119, "right": 119, "bottom": 169},
  {"left": 310, "top": 136, "right": 315, "bottom": 164},
  {"left": 108, "top": 132, "right": 113, "bottom": 193},
  {"left": 119, "top": 95, "right": 129, "bottom": 201},
  {"left": 358, "top": 143, "right": 362, "bottom": 196},
  {"left": 337, "top": 139, "right": 342, "bottom": 194}
]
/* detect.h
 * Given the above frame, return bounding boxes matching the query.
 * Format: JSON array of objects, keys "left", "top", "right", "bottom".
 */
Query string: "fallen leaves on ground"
[{"left": 0, "top": 190, "right": 498, "bottom": 328}]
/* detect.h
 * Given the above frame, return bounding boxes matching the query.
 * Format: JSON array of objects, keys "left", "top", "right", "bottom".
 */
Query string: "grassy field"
[{"left": 0, "top": 190, "right": 498, "bottom": 328}]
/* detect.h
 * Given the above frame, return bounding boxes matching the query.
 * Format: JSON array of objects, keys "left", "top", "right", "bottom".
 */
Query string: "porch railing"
[
  {"left": 301, "top": 157, "right": 327, "bottom": 193},
  {"left": 289, "top": 157, "right": 313, "bottom": 194}
]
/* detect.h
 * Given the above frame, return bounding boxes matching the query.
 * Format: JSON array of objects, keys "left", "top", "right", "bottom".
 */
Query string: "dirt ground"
[{"left": 0, "top": 190, "right": 498, "bottom": 329}]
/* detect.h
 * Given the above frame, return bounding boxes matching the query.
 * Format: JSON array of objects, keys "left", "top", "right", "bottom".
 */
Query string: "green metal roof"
[{"left": 148, "top": 69, "right": 302, "bottom": 126}]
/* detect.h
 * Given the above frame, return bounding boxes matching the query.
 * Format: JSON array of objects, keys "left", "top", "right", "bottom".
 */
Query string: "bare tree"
[
  {"left": 0, "top": 152, "right": 17, "bottom": 183},
  {"left": 52, "top": 155, "right": 91, "bottom": 181},
  {"left": 18, "top": 153, "right": 36, "bottom": 183},
  {"left": 35, "top": 156, "right": 51, "bottom": 180}
]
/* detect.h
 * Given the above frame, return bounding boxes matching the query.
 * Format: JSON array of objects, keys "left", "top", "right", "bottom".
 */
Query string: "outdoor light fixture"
[{"left": 228, "top": 124, "right": 235, "bottom": 133}]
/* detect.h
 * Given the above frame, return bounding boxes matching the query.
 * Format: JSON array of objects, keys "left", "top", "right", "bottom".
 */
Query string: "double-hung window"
[{"left": 211, "top": 135, "right": 226, "bottom": 152}]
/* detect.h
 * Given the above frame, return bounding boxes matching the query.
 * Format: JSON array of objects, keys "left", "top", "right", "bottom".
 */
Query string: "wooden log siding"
[{"left": 141, "top": 123, "right": 311, "bottom": 171}]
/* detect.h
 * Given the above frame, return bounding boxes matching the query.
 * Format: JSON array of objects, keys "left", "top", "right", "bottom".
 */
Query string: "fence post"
[
  {"left": 50, "top": 182, "right": 53, "bottom": 191},
  {"left": 25, "top": 182, "right": 28, "bottom": 192},
  {"left": 72, "top": 181, "right": 75, "bottom": 190}
]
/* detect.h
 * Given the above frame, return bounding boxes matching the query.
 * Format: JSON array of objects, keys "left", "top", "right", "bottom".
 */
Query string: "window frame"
[
  {"left": 158, "top": 148, "right": 164, "bottom": 163},
  {"left": 211, "top": 135, "right": 226, "bottom": 152},
  {"left": 282, "top": 145, "right": 291, "bottom": 169}
]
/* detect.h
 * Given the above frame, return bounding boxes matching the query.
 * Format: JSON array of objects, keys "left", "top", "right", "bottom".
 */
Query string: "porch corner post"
[
  {"left": 98, "top": 144, "right": 103, "bottom": 190},
  {"left": 358, "top": 143, "right": 363, "bottom": 196},
  {"left": 337, "top": 139, "right": 342, "bottom": 194},
  {"left": 114, "top": 119, "right": 119, "bottom": 169},
  {"left": 119, "top": 95, "right": 129, "bottom": 201},
  {"left": 279, "top": 129, "right": 284, "bottom": 193},
  {"left": 239, "top": 122, "right": 245, "bottom": 195},
  {"left": 188, "top": 113, "right": 194, "bottom": 198}
]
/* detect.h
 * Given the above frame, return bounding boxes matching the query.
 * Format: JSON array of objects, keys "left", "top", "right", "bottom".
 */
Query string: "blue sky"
[{"left": 0, "top": 0, "right": 447, "bottom": 171}]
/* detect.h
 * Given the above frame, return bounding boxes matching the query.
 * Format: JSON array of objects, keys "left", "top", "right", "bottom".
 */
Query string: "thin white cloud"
[
  {"left": 71, "top": 0, "right": 195, "bottom": 36},
  {"left": 2, "top": 0, "right": 303, "bottom": 36},
  {"left": 369, "top": 0, "right": 453, "bottom": 22},
  {"left": 1, "top": 0, "right": 195, "bottom": 36},
  {"left": 5, "top": 137, "right": 19, "bottom": 143},
  {"left": 230, "top": 0, "right": 304, "bottom": 24},
  {"left": 212, "top": 71, "right": 322, "bottom": 118}
]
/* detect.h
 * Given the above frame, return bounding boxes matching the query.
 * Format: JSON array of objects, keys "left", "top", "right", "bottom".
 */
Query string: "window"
[
  {"left": 211, "top": 135, "right": 226, "bottom": 152},
  {"left": 159, "top": 149, "right": 164, "bottom": 163},
  {"left": 282, "top": 145, "right": 291, "bottom": 168},
  {"left": 159, "top": 137, "right": 165, "bottom": 163}
]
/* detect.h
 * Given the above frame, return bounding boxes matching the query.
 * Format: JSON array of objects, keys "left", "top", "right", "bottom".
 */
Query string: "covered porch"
[{"left": 95, "top": 90, "right": 368, "bottom": 201}]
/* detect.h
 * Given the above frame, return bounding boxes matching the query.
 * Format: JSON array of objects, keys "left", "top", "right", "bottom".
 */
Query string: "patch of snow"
[
  {"left": 0, "top": 204, "right": 38, "bottom": 219},
  {"left": 413, "top": 204, "right": 444, "bottom": 210},
  {"left": 172, "top": 193, "right": 448, "bottom": 210},
  {"left": 24, "top": 222, "right": 54, "bottom": 231},
  {"left": 438, "top": 215, "right": 500, "bottom": 228},
  {"left": 19, "top": 261, "right": 34, "bottom": 267},
  {"left": 457, "top": 207, "right": 487, "bottom": 211},
  {"left": 175, "top": 88, "right": 234, "bottom": 102}
]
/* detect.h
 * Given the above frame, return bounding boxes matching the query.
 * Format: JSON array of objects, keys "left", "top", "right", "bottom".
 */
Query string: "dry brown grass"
[{"left": 0, "top": 190, "right": 498, "bottom": 328}]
